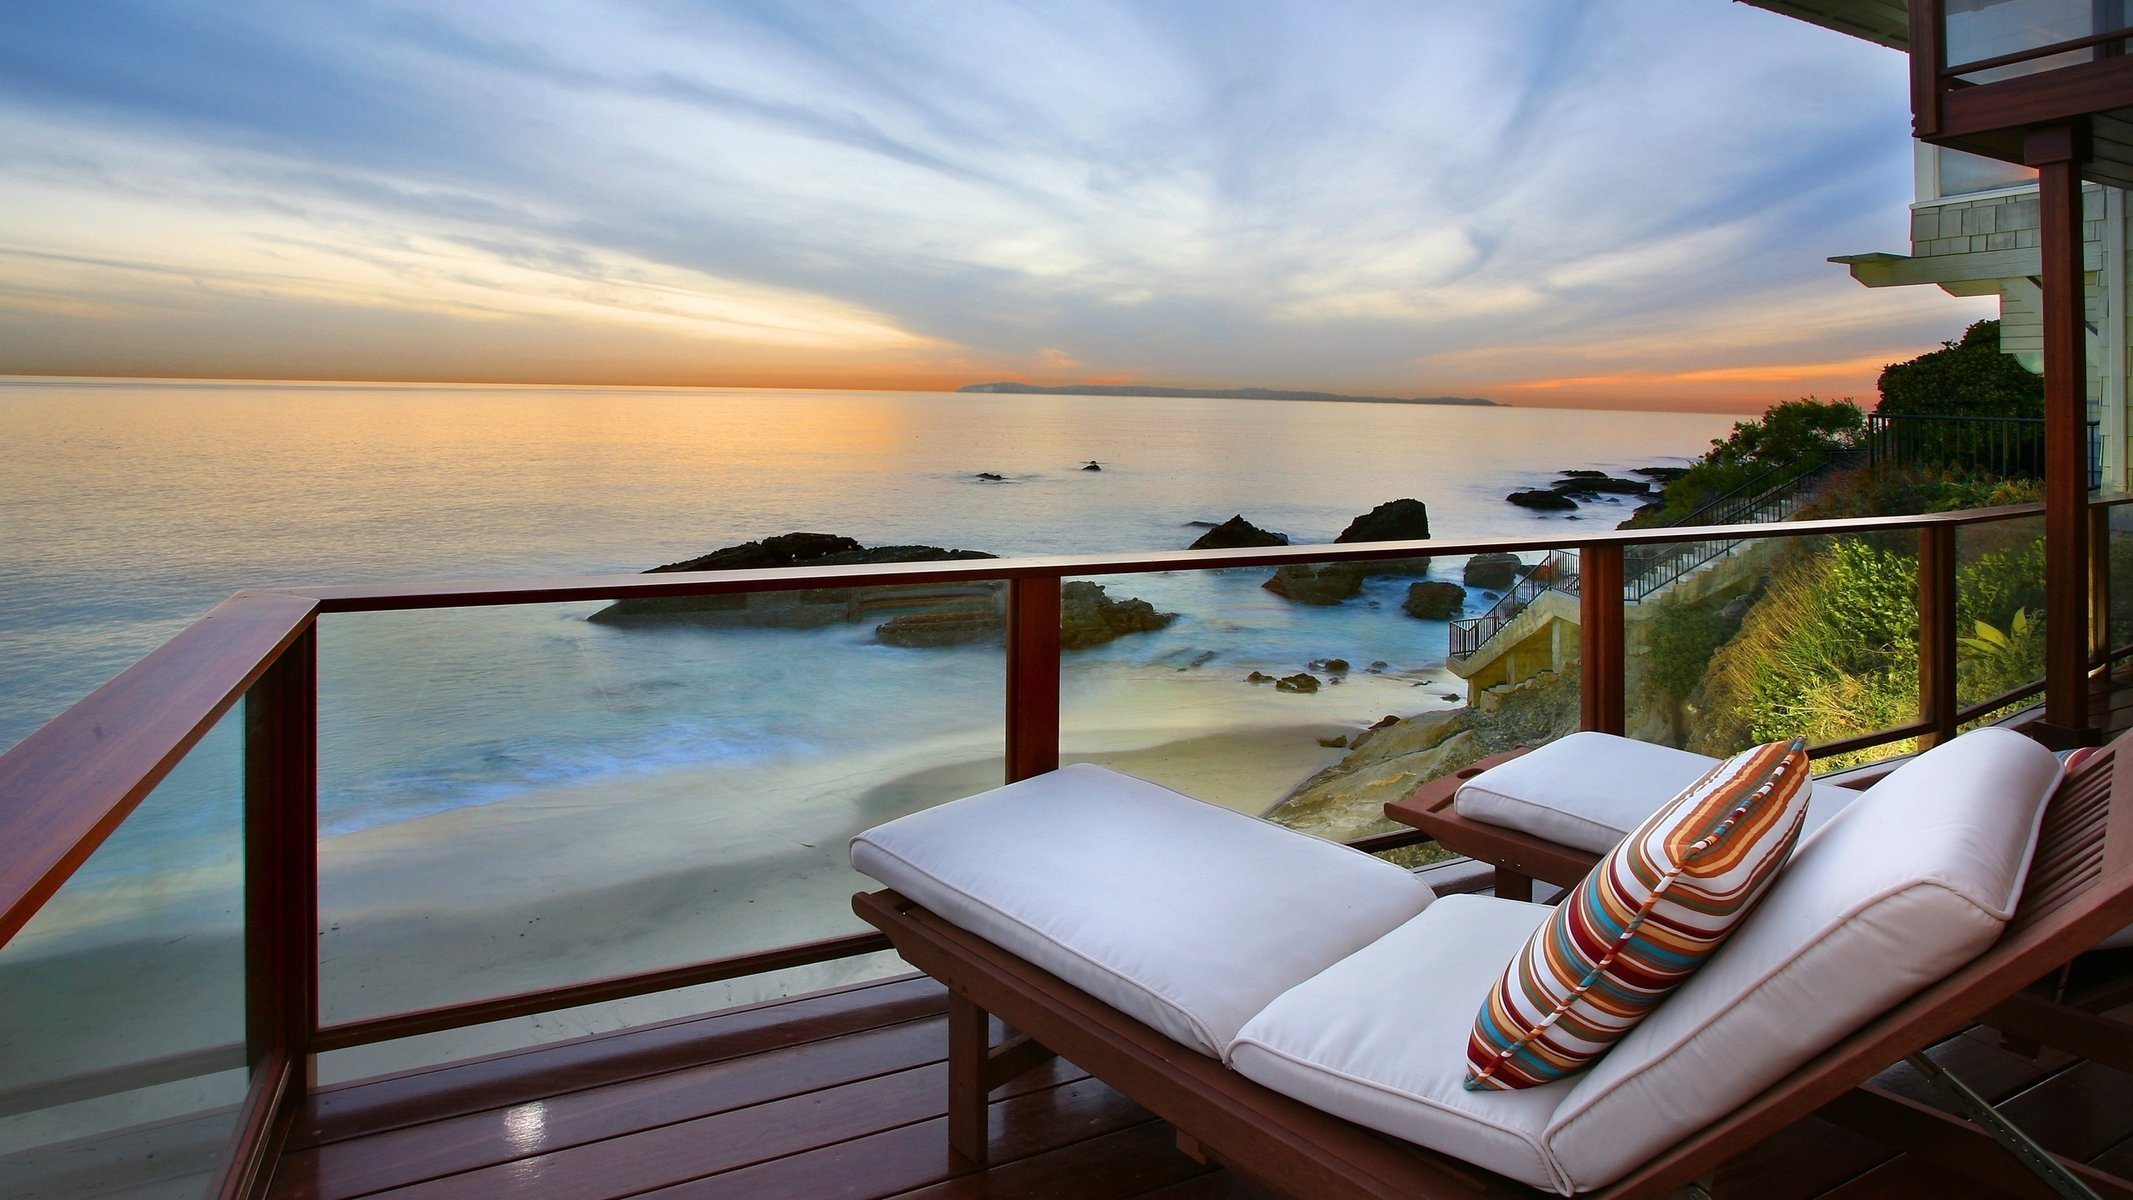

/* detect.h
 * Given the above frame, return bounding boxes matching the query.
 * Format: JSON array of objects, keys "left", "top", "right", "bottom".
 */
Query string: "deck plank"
[
  {"left": 297, "top": 975, "right": 944, "bottom": 1148},
  {"left": 880, "top": 1122, "right": 1218, "bottom": 1199},
  {"left": 639, "top": 1075, "right": 1161, "bottom": 1200},
  {"left": 277, "top": 1016, "right": 954, "bottom": 1200}
]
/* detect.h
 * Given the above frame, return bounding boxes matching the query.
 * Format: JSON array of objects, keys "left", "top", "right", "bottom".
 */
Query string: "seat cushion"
[
  {"left": 1230, "top": 894, "right": 1576, "bottom": 1194},
  {"left": 1467, "top": 739, "right": 1812, "bottom": 1091},
  {"left": 1455, "top": 731, "right": 1856, "bottom": 855},
  {"left": 1543, "top": 726, "right": 2062, "bottom": 1192},
  {"left": 849, "top": 762, "right": 1435, "bottom": 1058}
]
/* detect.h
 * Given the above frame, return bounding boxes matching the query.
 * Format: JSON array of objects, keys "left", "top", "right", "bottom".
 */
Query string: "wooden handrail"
[
  {"left": 283, "top": 502, "right": 2061, "bottom": 614},
  {"left": 0, "top": 590, "right": 316, "bottom": 946}
]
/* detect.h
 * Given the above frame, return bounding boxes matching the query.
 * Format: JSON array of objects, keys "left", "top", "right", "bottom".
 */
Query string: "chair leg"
[{"left": 947, "top": 991, "right": 991, "bottom": 1167}]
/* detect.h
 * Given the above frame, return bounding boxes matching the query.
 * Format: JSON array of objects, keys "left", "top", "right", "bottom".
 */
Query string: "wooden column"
[
  {"left": 2095, "top": 504, "right": 2115, "bottom": 666},
  {"left": 244, "top": 625, "right": 318, "bottom": 1085},
  {"left": 1005, "top": 577, "right": 1062, "bottom": 782},
  {"left": 1909, "top": 0, "right": 1944, "bottom": 138},
  {"left": 1579, "top": 545, "right": 1625, "bottom": 736},
  {"left": 2028, "top": 125, "right": 2094, "bottom": 737},
  {"left": 1918, "top": 525, "right": 1960, "bottom": 747}
]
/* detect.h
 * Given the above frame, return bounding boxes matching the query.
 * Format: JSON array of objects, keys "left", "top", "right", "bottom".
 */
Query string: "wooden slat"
[
  {"left": 0, "top": 590, "right": 317, "bottom": 946},
  {"left": 1940, "top": 54, "right": 2133, "bottom": 139},
  {"left": 880, "top": 1122, "right": 1218, "bottom": 1200},
  {"left": 297, "top": 974, "right": 945, "bottom": 1147}
]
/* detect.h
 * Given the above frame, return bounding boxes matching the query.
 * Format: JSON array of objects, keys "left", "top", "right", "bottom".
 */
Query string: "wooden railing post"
[
  {"left": 1005, "top": 577, "right": 1062, "bottom": 782},
  {"left": 245, "top": 624, "right": 317, "bottom": 1088},
  {"left": 1579, "top": 545, "right": 1625, "bottom": 736},
  {"left": 2031, "top": 124, "right": 2094, "bottom": 737},
  {"left": 1919, "top": 525, "right": 1960, "bottom": 747}
]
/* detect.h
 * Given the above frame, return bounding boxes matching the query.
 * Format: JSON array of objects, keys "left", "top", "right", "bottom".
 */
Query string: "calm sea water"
[{"left": 0, "top": 380, "right": 1733, "bottom": 875}]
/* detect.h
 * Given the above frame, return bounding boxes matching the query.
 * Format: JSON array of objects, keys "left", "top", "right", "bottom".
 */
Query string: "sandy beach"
[{"left": 0, "top": 665, "right": 1460, "bottom": 1096}]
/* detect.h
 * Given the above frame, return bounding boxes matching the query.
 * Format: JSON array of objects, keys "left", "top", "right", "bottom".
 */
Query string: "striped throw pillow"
[{"left": 1465, "top": 738, "right": 1811, "bottom": 1091}]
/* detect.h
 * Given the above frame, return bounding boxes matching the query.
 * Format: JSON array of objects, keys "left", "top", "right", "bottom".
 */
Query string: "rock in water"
[
  {"left": 1082, "top": 460, "right": 1102, "bottom": 471},
  {"left": 1275, "top": 673, "right": 1322, "bottom": 694},
  {"left": 1057, "top": 580, "right": 1177, "bottom": 650},
  {"left": 1263, "top": 563, "right": 1365, "bottom": 605},
  {"left": 1336, "top": 498, "right": 1430, "bottom": 544},
  {"left": 1403, "top": 580, "right": 1466, "bottom": 619},
  {"left": 1189, "top": 514, "right": 1288, "bottom": 550},
  {"left": 976, "top": 472, "right": 1006, "bottom": 481},
  {"left": 1507, "top": 489, "right": 1576, "bottom": 511},
  {"left": 874, "top": 610, "right": 1003, "bottom": 647},
  {"left": 1330, "top": 497, "right": 1432, "bottom": 578},
  {"left": 1550, "top": 474, "right": 1648, "bottom": 496},
  {"left": 587, "top": 533, "right": 998, "bottom": 627},
  {"left": 1462, "top": 552, "right": 1523, "bottom": 590}
]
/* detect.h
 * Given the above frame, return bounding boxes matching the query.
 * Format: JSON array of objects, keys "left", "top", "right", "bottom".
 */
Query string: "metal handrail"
[{"left": 1450, "top": 455, "right": 1835, "bottom": 659}]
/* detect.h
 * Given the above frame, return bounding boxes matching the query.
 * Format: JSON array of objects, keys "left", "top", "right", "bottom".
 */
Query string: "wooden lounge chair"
[{"left": 851, "top": 731, "right": 2133, "bottom": 1199}]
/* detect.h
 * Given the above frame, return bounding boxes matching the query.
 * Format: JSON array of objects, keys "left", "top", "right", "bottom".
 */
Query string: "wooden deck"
[{"left": 264, "top": 967, "right": 2133, "bottom": 1200}]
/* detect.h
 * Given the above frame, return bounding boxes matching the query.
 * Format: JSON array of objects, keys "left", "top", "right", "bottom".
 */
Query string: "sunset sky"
[{"left": 0, "top": 0, "right": 1995, "bottom": 412}]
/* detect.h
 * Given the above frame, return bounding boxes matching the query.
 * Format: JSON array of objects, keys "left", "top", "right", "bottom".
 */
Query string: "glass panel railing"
[
  {"left": 1635, "top": 529, "right": 1922, "bottom": 769},
  {"left": 315, "top": 588, "right": 1004, "bottom": 1080},
  {"left": 1946, "top": 0, "right": 2124, "bottom": 81},
  {"left": 2110, "top": 503, "right": 2133, "bottom": 657},
  {"left": 1058, "top": 551, "right": 1566, "bottom": 858},
  {"left": 1956, "top": 514, "right": 2049, "bottom": 723},
  {"left": 0, "top": 714, "right": 245, "bottom": 1200}
]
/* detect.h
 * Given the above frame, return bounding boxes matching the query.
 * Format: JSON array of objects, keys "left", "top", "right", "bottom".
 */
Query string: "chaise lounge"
[{"left": 850, "top": 727, "right": 2133, "bottom": 1198}]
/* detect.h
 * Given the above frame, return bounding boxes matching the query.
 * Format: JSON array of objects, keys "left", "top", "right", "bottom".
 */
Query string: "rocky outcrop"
[
  {"left": 872, "top": 579, "right": 1175, "bottom": 650},
  {"left": 1552, "top": 474, "right": 1649, "bottom": 497},
  {"left": 1403, "top": 581, "right": 1466, "bottom": 619},
  {"left": 1507, "top": 489, "right": 1578, "bottom": 511},
  {"left": 874, "top": 610, "right": 1001, "bottom": 647},
  {"left": 1274, "top": 673, "right": 1321, "bottom": 693},
  {"left": 588, "top": 534, "right": 999, "bottom": 627},
  {"left": 1462, "top": 552, "right": 1523, "bottom": 590},
  {"left": 1334, "top": 498, "right": 1432, "bottom": 577},
  {"left": 1190, "top": 515, "right": 1288, "bottom": 549},
  {"left": 1058, "top": 580, "right": 1177, "bottom": 649},
  {"left": 1264, "top": 670, "right": 1579, "bottom": 842},
  {"left": 1336, "top": 498, "right": 1430, "bottom": 545},
  {"left": 1263, "top": 563, "right": 1364, "bottom": 605}
]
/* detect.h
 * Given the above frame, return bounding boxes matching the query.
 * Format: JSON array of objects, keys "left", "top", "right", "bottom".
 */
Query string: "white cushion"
[
  {"left": 1541, "top": 726, "right": 2062, "bottom": 1192},
  {"left": 1454, "top": 731, "right": 1856, "bottom": 854},
  {"left": 849, "top": 762, "right": 1435, "bottom": 1058},
  {"left": 1229, "top": 895, "right": 1575, "bottom": 1194}
]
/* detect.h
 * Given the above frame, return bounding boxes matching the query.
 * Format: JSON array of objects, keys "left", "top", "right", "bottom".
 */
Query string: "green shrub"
[{"left": 1644, "top": 603, "right": 1732, "bottom": 702}]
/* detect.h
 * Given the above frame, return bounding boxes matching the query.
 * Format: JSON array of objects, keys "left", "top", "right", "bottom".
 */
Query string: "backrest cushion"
[
  {"left": 1544, "top": 727, "right": 2062, "bottom": 1192},
  {"left": 1466, "top": 739, "right": 1811, "bottom": 1091}
]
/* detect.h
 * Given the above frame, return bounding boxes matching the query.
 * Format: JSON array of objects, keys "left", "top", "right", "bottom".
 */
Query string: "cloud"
[{"left": 0, "top": 0, "right": 1989, "bottom": 408}]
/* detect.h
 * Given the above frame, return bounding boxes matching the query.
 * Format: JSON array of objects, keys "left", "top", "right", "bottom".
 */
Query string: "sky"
[{"left": 0, "top": 0, "right": 1997, "bottom": 413}]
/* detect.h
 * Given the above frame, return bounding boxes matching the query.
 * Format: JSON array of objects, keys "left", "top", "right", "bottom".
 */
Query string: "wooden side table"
[{"left": 1381, "top": 747, "right": 1599, "bottom": 903}]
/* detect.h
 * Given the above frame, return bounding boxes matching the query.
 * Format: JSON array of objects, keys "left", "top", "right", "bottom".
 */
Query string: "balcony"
[
  {"left": 6, "top": 502, "right": 2133, "bottom": 1199},
  {"left": 1912, "top": 0, "right": 2133, "bottom": 187}
]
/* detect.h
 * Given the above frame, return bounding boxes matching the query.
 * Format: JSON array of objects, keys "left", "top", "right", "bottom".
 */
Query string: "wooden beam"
[
  {"left": 2030, "top": 126, "right": 2095, "bottom": 736},
  {"left": 1941, "top": 53, "right": 2133, "bottom": 139},
  {"left": 1579, "top": 544, "right": 1625, "bottom": 736},
  {"left": 1005, "top": 576, "right": 1062, "bottom": 782}
]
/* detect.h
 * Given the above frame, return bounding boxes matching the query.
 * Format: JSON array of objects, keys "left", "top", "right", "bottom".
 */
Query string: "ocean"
[{"left": 0, "top": 379, "right": 1734, "bottom": 1070}]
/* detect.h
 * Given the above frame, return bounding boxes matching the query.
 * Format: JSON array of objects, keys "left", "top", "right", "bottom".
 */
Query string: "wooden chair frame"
[{"left": 855, "top": 739, "right": 2133, "bottom": 1199}]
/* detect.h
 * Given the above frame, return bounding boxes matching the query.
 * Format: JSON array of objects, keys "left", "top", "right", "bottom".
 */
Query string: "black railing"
[
  {"left": 1449, "top": 456, "right": 1834, "bottom": 661},
  {"left": 1865, "top": 413, "right": 2101, "bottom": 491},
  {"left": 1446, "top": 551, "right": 1577, "bottom": 659}
]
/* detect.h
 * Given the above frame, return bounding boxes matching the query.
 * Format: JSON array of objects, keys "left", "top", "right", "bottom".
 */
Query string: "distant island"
[{"left": 957, "top": 382, "right": 1497, "bottom": 406}]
